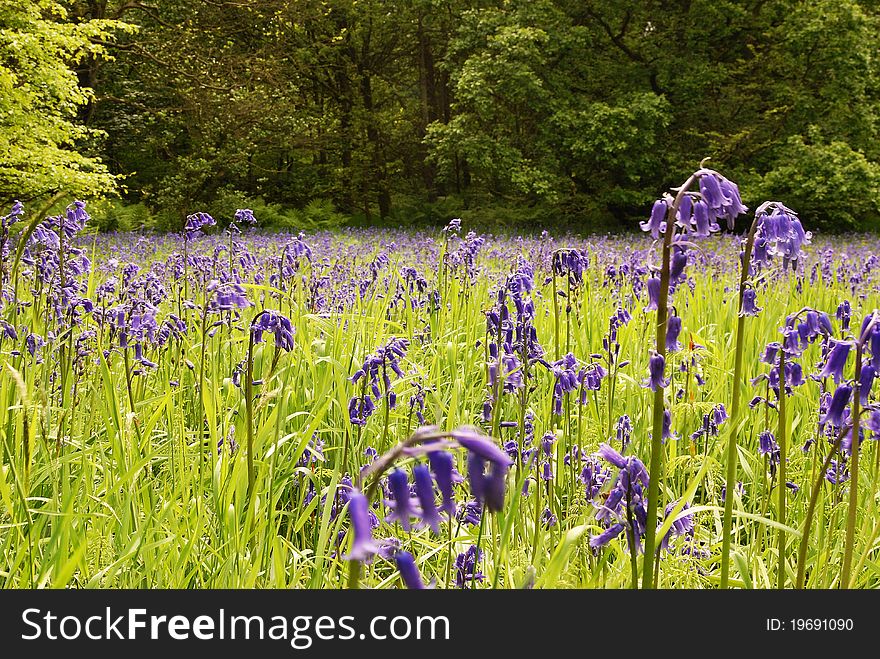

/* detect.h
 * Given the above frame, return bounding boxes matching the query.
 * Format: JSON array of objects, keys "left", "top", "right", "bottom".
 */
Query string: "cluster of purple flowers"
[
  {"left": 750, "top": 202, "right": 812, "bottom": 272},
  {"left": 251, "top": 310, "right": 295, "bottom": 351},
  {"left": 343, "top": 427, "right": 512, "bottom": 581},
  {"left": 184, "top": 212, "right": 216, "bottom": 239},
  {"left": 348, "top": 337, "right": 410, "bottom": 426},
  {"left": 640, "top": 168, "right": 747, "bottom": 240},
  {"left": 590, "top": 443, "right": 650, "bottom": 551}
]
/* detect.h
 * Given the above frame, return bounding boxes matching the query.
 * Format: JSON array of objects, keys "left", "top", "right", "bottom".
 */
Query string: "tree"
[{"left": 0, "top": 0, "right": 128, "bottom": 206}]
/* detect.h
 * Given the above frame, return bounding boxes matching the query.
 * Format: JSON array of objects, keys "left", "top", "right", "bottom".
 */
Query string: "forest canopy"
[{"left": 2, "top": 0, "right": 879, "bottom": 232}]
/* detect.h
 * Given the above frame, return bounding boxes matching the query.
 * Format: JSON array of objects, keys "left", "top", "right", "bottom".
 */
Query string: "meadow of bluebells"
[{"left": 1, "top": 192, "right": 880, "bottom": 590}]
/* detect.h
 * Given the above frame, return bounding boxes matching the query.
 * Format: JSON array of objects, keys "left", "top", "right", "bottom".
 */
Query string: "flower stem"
[
  {"left": 776, "top": 349, "right": 787, "bottom": 589},
  {"left": 720, "top": 217, "right": 759, "bottom": 589},
  {"left": 641, "top": 172, "right": 698, "bottom": 588},
  {"left": 796, "top": 425, "right": 847, "bottom": 588},
  {"left": 842, "top": 324, "right": 871, "bottom": 586}
]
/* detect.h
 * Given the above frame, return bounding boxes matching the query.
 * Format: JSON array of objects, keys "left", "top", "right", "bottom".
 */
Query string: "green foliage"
[
  {"left": 51, "top": 0, "right": 880, "bottom": 232},
  {"left": 0, "top": 0, "right": 130, "bottom": 205},
  {"left": 758, "top": 135, "right": 880, "bottom": 232}
]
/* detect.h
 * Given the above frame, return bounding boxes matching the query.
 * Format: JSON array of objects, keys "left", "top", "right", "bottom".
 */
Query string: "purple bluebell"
[
  {"left": 348, "top": 395, "right": 375, "bottom": 426},
  {"left": 819, "top": 340, "right": 852, "bottom": 384},
  {"left": 454, "top": 545, "right": 485, "bottom": 588},
  {"left": 616, "top": 415, "right": 633, "bottom": 448},
  {"left": 669, "top": 248, "right": 688, "bottom": 285},
  {"left": 785, "top": 362, "right": 806, "bottom": 388},
  {"left": 660, "top": 501, "right": 694, "bottom": 552},
  {"left": 385, "top": 469, "right": 415, "bottom": 531},
  {"left": 394, "top": 551, "right": 428, "bottom": 590},
  {"left": 859, "top": 363, "right": 875, "bottom": 405},
  {"left": 234, "top": 208, "right": 257, "bottom": 225},
  {"left": 826, "top": 459, "right": 849, "bottom": 485},
  {"left": 640, "top": 199, "right": 668, "bottom": 239},
  {"left": 428, "top": 451, "right": 457, "bottom": 515},
  {"left": 666, "top": 315, "right": 682, "bottom": 352},
  {"left": 837, "top": 300, "right": 851, "bottom": 331},
  {"left": 761, "top": 342, "right": 780, "bottom": 365},
  {"left": 251, "top": 310, "right": 295, "bottom": 351},
  {"left": 643, "top": 350, "right": 669, "bottom": 390},
  {"left": 412, "top": 464, "right": 442, "bottom": 533},
  {"left": 662, "top": 409, "right": 677, "bottom": 442},
  {"left": 451, "top": 428, "right": 512, "bottom": 467},
  {"left": 644, "top": 277, "right": 660, "bottom": 311},
  {"left": 343, "top": 491, "right": 379, "bottom": 561},
  {"left": 758, "top": 430, "right": 780, "bottom": 466},
  {"left": 184, "top": 211, "right": 216, "bottom": 239},
  {"left": 443, "top": 218, "right": 461, "bottom": 235},
  {"left": 691, "top": 199, "right": 719, "bottom": 237},
  {"left": 865, "top": 409, "right": 880, "bottom": 439},
  {"left": 458, "top": 500, "right": 482, "bottom": 526},
  {"left": 821, "top": 385, "right": 852, "bottom": 428},
  {"left": 467, "top": 453, "right": 486, "bottom": 503},
  {"left": 483, "top": 461, "right": 508, "bottom": 512},
  {"left": 589, "top": 523, "right": 626, "bottom": 549},
  {"left": 580, "top": 457, "right": 609, "bottom": 500},
  {"left": 741, "top": 288, "right": 761, "bottom": 316},
  {"left": 751, "top": 202, "right": 809, "bottom": 270}
]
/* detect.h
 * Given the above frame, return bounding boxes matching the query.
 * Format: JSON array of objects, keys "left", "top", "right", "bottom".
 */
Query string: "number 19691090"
[{"left": 789, "top": 619, "right": 853, "bottom": 631}]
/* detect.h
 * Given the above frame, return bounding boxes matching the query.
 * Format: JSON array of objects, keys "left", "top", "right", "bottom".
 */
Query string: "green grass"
[{"left": 1, "top": 229, "right": 878, "bottom": 589}]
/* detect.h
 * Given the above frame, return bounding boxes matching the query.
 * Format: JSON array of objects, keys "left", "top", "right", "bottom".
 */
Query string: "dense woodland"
[{"left": 3, "top": 0, "right": 880, "bottom": 232}]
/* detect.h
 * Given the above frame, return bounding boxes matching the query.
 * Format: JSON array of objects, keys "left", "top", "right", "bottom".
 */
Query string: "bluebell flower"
[
  {"left": 385, "top": 469, "right": 415, "bottom": 531},
  {"left": 454, "top": 545, "right": 485, "bottom": 588},
  {"left": 184, "top": 211, "right": 216, "bottom": 239},
  {"left": 826, "top": 459, "right": 849, "bottom": 485},
  {"left": 644, "top": 277, "right": 660, "bottom": 311},
  {"left": 837, "top": 301, "right": 851, "bottom": 331},
  {"left": 750, "top": 202, "right": 810, "bottom": 270},
  {"left": 643, "top": 350, "right": 669, "bottom": 391},
  {"left": 758, "top": 430, "right": 780, "bottom": 466},
  {"left": 821, "top": 385, "right": 852, "bottom": 428},
  {"left": 818, "top": 340, "right": 852, "bottom": 384},
  {"left": 251, "top": 310, "right": 295, "bottom": 351},
  {"left": 640, "top": 199, "right": 668, "bottom": 239},
  {"left": 616, "top": 414, "right": 633, "bottom": 448},
  {"left": 428, "top": 451, "right": 457, "bottom": 516},
  {"left": 394, "top": 551, "right": 428, "bottom": 590},
  {"left": 413, "top": 464, "right": 442, "bottom": 533},
  {"left": 343, "top": 491, "right": 379, "bottom": 561},
  {"left": 458, "top": 500, "right": 482, "bottom": 526},
  {"left": 589, "top": 523, "right": 626, "bottom": 548},
  {"left": 859, "top": 362, "right": 875, "bottom": 405},
  {"left": 741, "top": 288, "right": 762, "bottom": 316},
  {"left": 666, "top": 315, "right": 682, "bottom": 352}
]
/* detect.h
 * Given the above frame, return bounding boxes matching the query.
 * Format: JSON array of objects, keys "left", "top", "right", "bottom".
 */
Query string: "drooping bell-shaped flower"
[
  {"left": 821, "top": 385, "right": 853, "bottom": 428},
  {"left": 859, "top": 362, "right": 875, "bottom": 405},
  {"left": 394, "top": 551, "right": 428, "bottom": 590},
  {"left": 640, "top": 199, "right": 668, "bottom": 239},
  {"left": 483, "top": 462, "right": 509, "bottom": 512},
  {"left": 386, "top": 469, "right": 415, "bottom": 531},
  {"left": 343, "top": 491, "right": 379, "bottom": 561},
  {"left": 758, "top": 430, "right": 780, "bottom": 466},
  {"left": 741, "top": 288, "right": 762, "bottom": 316},
  {"left": 643, "top": 350, "right": 669, "bottom": 391},
  {"left": 428, "top": 451, "right": 457, "bottom": 516},
  {"left": 589, "top": 523, "right": 626, "bottom": 548},
  {"left": 412, "top": 464, "right": 442, "bottom": 534},
  {"left": 666, "top": 315, "right": 682, "bottom": 353},
  {"left": 819, "top": 340, "right": 852, "bottom": 384},
  {"left": 644, "top": 277, "right": 661, "bottom": 311}
]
